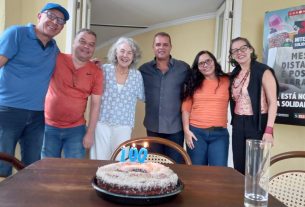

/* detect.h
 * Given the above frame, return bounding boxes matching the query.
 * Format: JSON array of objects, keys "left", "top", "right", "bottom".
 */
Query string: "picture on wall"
[{"left": 263, "top": 5, "right": 305, "bottom": 126}]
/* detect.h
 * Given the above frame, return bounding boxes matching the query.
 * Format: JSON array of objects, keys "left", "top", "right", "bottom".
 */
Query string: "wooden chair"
[
  {"left": 269, "top": 151, "right": 305, "bottom": 207},
  {"left": 0, "top": 152, "right": 25, "bottom": 178},
  {"left": 110, "top": 137, "right": 192, "bottom": 165}
]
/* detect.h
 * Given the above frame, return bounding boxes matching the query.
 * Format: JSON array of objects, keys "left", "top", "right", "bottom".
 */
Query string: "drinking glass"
[{"left": 244, "top": 139, "right": 271, "bottom": 207}]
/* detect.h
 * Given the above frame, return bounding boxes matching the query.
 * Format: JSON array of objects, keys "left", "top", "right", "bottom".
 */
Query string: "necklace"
[
  {"left": 232, "top": 70, "right": 250, "bottom": 101},
  {"left": 116, "top": 68, "right": 129, "bottom": 75},
  {"left": 232, "top": 70, "right": 249, "bottom": 88}
]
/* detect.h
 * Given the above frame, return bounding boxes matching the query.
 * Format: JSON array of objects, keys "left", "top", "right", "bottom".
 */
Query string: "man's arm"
[
  {"left": 0, "top": 26, "right": 19, "bottom": 68},
  {"left": 0, "top": 55, "right": 8, "bottom": 68},
  {"left": 82, "top": 94, "right": 101, "bottom": 149}
]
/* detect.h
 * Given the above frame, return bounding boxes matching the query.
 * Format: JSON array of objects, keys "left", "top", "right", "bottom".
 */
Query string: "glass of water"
[{"left": 244, "top": 139, "right": 271, "bottom": 207}]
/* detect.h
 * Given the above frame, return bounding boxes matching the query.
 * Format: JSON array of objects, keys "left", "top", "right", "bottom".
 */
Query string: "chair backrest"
[
  {"left": 0, "top": 152, "right": 25, "bottom": 177},
  {"left": 269, "top": 151, "right": 305, "bottom": 207},
  {"left": 110, "top": 136, "right": 192, "bottom": 165}
]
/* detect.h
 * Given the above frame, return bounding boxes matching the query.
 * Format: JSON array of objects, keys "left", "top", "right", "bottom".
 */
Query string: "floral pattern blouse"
[{"left": 98, "top": 64, "right": 145, "bottom": 127}]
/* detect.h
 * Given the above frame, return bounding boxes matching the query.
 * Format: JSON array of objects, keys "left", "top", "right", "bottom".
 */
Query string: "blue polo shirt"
[{"left": 0, "top": 24, "right": 59, "bottom": 111}]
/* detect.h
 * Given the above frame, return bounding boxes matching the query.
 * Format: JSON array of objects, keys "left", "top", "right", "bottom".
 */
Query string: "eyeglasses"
[
  {"left": 231, "top": 45, "right": 249, "bottom": 55},
  {"left": 198, "top": 58, "right": 213, "bottom": 67},
  {"left": 43, "top": 11, "right": 66, "bottom": 25}
]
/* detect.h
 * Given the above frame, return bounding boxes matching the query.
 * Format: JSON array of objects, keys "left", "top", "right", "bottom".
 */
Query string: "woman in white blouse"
[{"left": 90, "top": 37, "right": 145, "bottom": 160}]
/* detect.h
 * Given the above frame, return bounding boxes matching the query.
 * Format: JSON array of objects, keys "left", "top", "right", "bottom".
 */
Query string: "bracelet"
[{"left": 264, "top": 126, "right": 273, "bottom": 135}]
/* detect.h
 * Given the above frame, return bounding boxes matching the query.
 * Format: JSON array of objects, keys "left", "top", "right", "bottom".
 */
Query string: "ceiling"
[{"left": 90, "top": 0, "right": 225, "bottom": 48}]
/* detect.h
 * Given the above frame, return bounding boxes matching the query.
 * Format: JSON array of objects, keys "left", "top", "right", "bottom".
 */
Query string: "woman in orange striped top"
[{"left": 182, "top": 51, "right": 230, "bottom": 166}]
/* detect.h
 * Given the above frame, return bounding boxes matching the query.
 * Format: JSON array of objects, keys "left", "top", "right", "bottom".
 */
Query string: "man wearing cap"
[{"left": 0, "top": 3, "right": 69, "bottom": 176}]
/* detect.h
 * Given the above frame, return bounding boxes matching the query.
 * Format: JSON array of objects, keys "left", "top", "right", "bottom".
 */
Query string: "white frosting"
[{"left": 96, "top": 162, "right": 178, "bottom": 190}]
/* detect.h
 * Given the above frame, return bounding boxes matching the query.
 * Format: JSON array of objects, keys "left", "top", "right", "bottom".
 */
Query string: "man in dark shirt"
[{"left": 139, "top": 32, "right": 190, "bottom": 163}]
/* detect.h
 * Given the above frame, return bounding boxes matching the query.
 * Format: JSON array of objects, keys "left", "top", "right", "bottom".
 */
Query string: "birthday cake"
[{"left": 95, "top": 162, "right": 179, "bottom": 196}]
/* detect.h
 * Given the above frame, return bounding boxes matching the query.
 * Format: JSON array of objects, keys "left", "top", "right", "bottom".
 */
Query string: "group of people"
[
  {"left": 182, "top": 38, "right": 278, "bottom": 174},
  {"left": 0, "top": 2, "right": 278, "bottom": 177}
]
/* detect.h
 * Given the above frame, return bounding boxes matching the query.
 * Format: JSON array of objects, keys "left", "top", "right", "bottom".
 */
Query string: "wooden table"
[{"left": 0, "top": 158, "right": 286, "bottom": 207}]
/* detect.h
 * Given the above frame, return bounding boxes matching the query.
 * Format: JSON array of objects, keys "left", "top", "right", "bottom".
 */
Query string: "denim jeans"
[
  {"left": 146, "top": 130, "right": 184, "bottom": 164},
  {"left": 0, "top": 106, "right": 44, "bottom": 176},
  {"left": 41, "top": 124, "right": 86, "bottom": 159},
  {"left": 187, "top": 125, "right": 229, "bottom": 166}
]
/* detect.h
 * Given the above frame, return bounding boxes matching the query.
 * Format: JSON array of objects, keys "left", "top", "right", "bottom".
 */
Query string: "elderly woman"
[
  {"left": 182, "top": 50, "right": 229, "bottom": 166},
  {"left": 229, "top": 37, "right": 279, "bottom": 174},
  {"left": 90, "top": 37, "right": 144, "bottom": 160}
]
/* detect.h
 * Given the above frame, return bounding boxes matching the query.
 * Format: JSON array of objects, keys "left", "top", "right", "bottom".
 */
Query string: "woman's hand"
[
  {"left": 184, "top": 130, "right": 198, "bottom": 149},
  {"left": 83, "top": 132, "right": 94, "bottom": 149},
  {"left": 262, "top": 133, "right": 274, "bottom": 146}
]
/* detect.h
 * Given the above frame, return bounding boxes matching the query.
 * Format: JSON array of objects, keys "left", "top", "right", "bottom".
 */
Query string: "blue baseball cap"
[{"left": 40, "top": 3, "right": 69, "bottom": 21}]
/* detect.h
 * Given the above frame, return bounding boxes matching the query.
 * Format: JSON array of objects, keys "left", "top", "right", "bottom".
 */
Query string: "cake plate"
[{"left": 91, "top": 177, "right": 184, "bottom": 205}]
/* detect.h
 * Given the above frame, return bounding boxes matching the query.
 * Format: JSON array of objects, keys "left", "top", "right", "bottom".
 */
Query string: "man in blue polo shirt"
[{"left": 0, "top": 3, "right": 69, "bottom": 176}]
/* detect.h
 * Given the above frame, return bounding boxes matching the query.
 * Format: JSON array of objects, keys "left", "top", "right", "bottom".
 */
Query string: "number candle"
[
  {"left": 120, "top": 146, "right": 126, "bottom": 162},
  {"left": 129, "top": 143, "right": 138, "bottom": 162},
  {"left": 138, "top": 147, "right": 148, "bottom": 163}
]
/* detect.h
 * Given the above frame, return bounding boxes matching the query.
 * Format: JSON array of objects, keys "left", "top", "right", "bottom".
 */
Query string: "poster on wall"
[{"left": 263, "top": 5, "right": 305, "bottom": 126}]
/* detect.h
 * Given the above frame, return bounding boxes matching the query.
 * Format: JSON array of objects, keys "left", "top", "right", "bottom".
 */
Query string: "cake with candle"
[{"left": 95, "top": 162, "right": 179, "bottom": 196}]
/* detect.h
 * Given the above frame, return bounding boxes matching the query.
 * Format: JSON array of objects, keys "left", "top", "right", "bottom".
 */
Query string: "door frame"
[
  {"left": 214, "top": 0, "right": 242, "bottom": 167},
  {"left": 65, "top": 0, "right": 92, "bottom": 53}
]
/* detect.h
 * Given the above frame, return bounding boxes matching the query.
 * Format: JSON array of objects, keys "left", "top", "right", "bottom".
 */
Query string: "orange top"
[
  {"left": 182, "top": 76, "right": 229, "bottom": 128},
  {"left": 45, "top": 53, "right": 103, "bottom": 128}
]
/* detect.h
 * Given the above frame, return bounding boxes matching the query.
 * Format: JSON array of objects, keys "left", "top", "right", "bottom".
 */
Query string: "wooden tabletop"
[{"left": 0, "top": 158, "right": 286, "bottom": 207}]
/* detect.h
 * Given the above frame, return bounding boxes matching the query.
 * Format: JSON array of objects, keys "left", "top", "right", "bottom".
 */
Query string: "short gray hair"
[{"left": 107, "top": 37, "right": 141, "bottom": 69}]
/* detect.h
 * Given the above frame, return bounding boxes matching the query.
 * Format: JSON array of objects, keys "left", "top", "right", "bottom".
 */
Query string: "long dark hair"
[
  {"left": 228, "top": 37, "right": 257, "bottom": 67},
  {"left": 183, "top": 50, "right": 227, "bottom": 100}
]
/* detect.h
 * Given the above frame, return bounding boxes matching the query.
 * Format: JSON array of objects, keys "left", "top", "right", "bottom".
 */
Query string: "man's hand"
[{"left": 90, "top": 58, "right": 102, "bottom": 68}]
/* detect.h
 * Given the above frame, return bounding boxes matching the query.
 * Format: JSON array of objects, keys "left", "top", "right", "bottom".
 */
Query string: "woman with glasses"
[
  {"left": 182, "top": 50, "right": 229, "bottom": 166},
  {"left": 229, "top": 37, "right": 279, "bottom": 174}
]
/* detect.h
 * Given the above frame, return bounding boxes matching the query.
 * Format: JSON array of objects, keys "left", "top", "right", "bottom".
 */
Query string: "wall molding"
[{"left": 96, "top": 12, "right": 216, "bottom": 50}]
